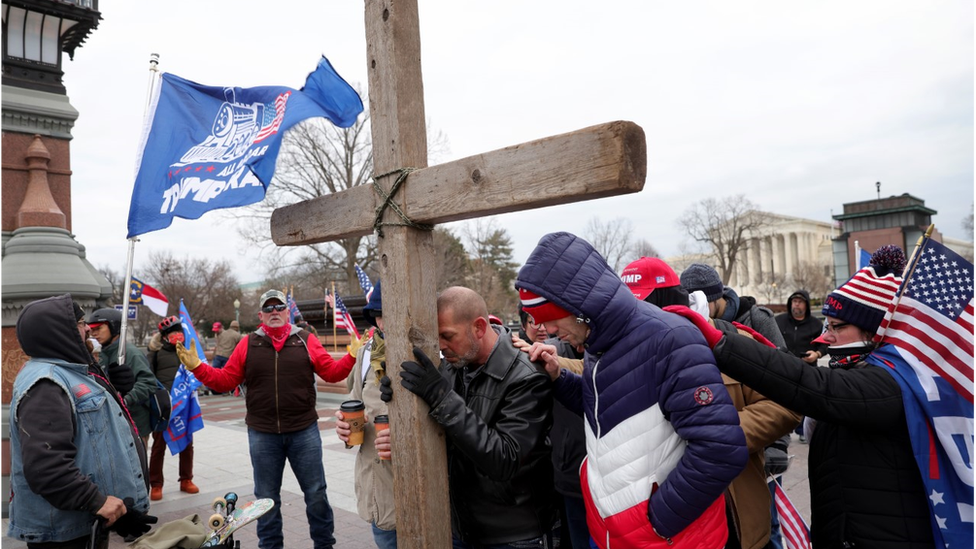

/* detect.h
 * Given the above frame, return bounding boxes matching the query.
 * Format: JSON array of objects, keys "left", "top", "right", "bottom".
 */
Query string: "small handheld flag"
[
  {"left": 179, "top": 300, "right": 208, "bottom": 365},
  {"left": 333, "top": 292, "right": 360, "bottom": 339},
  {"left": 355, "top": 264, "right": 373, "bottom": 297},
  {"left": 868, "top": 234, "right": 974, "bottom": 549},
  {"left": 772, "top": 480, "right": 811, "bottom": 549}
]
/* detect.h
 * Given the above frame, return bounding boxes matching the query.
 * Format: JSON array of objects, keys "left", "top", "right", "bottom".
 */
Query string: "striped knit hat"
[
  {"left": 822, "top": 245, "right": 907, "bottom": 333},
  {"left": 518, "top": 287, "right": 571, "bottom": 324}
]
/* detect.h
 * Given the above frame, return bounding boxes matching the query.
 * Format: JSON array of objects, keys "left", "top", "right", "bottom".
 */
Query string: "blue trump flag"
[
  {"left": 165, "top": 300, "right": 206, "bottom": 454},
  {"left": 164, "top": 364, "right": 204, "bottom": 455},
  {"left": 179, "top": 300, "right": 208, "bottom": 364},
  {"left": 127, "top": 56, "right": 363, "bottom": 238}
]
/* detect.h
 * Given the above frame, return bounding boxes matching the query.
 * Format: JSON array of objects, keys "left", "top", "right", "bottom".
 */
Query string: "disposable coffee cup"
[
  {"left": 341, "top": 400, "right": 366, "bottom": 446},
  {"left": 374, "top": 415, "right": 390, "bottom": 460}
]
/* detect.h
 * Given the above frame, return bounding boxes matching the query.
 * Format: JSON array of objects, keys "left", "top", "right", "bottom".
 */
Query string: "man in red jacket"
[{"left": 177, "top": 289, "right": 355, "bottom": 549}]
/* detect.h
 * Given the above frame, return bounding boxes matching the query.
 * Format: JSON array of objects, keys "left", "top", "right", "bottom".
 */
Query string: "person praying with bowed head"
[{"left": 515, "top": 232, "right": 747, "bottom": 549}]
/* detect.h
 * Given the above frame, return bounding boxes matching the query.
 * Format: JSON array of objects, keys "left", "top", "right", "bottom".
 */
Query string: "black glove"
[
  {"left": 106, "top": 363, "right": 135, "bottom": 395},
  {"left": 110, "top": 497, "right": 158, "bottom": 539},
  {"left": 379, "top": 368, "right": 393, "bottom": 403},
  {"left": 399, "top": 347, "right": 451, "bottom": 406}
]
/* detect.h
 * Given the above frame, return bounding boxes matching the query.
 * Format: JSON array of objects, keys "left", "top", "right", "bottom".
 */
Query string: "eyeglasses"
[
  {"left": 262, "top": 303, "right": 288, "bottom": 313},
  {"left": 824, "top": 321, "right": 851, "bottom": 334},
  {"left": 528, "top": 320, "right": 546, "bottom": 329}
]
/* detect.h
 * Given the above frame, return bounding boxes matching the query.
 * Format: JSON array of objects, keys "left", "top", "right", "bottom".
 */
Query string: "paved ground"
[{"left": 4, "top": 391, "right": 811, "bottom": 548}]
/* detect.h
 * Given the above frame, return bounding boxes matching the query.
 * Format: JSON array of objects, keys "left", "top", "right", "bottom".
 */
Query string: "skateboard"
[{"left": 200, "top": 492, "right": 275, "bottom": 548}]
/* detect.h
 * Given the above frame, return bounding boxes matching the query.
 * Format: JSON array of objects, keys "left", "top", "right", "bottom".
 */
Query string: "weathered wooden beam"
[
  {"left": 270, "top": 120, "right": 646, "bottom": 246},
  {"left": 361, "top": 1, "right": 451, "bottom": 548}
]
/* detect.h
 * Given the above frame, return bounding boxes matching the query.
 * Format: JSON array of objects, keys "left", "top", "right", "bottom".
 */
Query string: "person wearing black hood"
[
  {"left": 7, "top": 295, "right": 155, "bottom": 547},
  {"left": 775, "top": 290, "right": 826, "bottom": 364}
]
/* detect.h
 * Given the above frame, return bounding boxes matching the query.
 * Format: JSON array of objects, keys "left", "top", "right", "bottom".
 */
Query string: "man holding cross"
[{"left": 385, "top": 286, "right": 557, "bottom": 548}]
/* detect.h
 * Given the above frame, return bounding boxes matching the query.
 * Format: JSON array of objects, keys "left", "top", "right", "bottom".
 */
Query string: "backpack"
[
  {"left": 147, "top": 350, "right": 173, "bottom": 432},
  {"left": 148, "top": 378, "right": 172, "bottom": 432}
]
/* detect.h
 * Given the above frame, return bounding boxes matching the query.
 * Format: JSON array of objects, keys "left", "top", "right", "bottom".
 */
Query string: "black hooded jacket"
[
  {"left": 774, "top": 290, "right": 827, "bottom": 358},
  {"left": 14, "top": 294, "right": 149, "bottom": 513}
]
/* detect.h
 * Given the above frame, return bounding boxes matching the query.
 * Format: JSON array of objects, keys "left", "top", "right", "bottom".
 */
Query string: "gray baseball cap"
[{"left": 259, "top": 289, "right": 287, "bottom": 308}]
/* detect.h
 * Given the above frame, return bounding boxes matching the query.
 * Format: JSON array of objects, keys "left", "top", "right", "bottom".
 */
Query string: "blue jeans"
[
  {"left": 248, "top": 423, "right": 336, "bottom": 549},
  {"left": 563, "top": 495, "right": 593, "bottom": 549},
  {"left": 452, "top": 532, "right": 552, "bottom": 549},
  {"left": 371, "top": 522, "right": 398, "bottom": 549}
]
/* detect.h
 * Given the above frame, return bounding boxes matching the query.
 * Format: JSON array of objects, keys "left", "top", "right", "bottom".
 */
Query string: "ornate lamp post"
[{"left": 234, "top": 298, "right": 240, "bottom": 324}]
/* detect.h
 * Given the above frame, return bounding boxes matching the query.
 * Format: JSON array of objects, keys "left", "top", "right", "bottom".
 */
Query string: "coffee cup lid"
[
  {"left": 340, "top": 399, "right": 365, "bottom": 412},
  {"left": 373, "top": 415, "right": 389, "bottom": 423}
]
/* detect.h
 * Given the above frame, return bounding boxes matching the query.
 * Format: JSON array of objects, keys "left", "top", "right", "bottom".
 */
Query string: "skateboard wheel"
[
  {"left": 208, "top": 513, "right": 225, "bottom": 530},
  {"left": 212, "top": 496, "right": 226, "bottom": 511},
  {"left": 224, "top": 492, "right": 239, "bottom": 505}
]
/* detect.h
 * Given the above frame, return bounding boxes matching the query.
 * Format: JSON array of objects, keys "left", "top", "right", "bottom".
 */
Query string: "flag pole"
[
  {"left": 331, "top": 282, "right": 338, "bottom": 352},
  {"left": 875, "top": 224, "right": 935, "bottom": 344},
  {"left": 119, "top": 53, "right": 161, "bottom": 366}
]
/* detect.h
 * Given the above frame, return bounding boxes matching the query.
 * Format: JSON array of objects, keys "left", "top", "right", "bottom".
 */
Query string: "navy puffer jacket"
[{"left": 517, "top": 232, "right": 747, "bottom": 548}]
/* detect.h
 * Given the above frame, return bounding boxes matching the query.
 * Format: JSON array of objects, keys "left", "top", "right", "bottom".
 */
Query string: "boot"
[
  {"left": 180, "top": 480, "right": 200, "bottom": 494},
  {"left": 150, "top": 485, "right": 163, "bottom": 501}
]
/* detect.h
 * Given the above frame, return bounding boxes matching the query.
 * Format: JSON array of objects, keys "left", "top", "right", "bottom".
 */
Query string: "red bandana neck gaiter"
[{"left": 262, "top": 323, "right": 292, "bottom": 352}]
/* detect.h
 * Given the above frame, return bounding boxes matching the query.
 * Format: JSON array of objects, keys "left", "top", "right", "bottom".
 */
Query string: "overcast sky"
[{"left": 63, "top": 0, "right": 974, "bottom": 289}]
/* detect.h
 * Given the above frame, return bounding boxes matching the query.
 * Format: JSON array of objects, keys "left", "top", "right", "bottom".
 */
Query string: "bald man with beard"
[{"left": 390, "top": 286, "right": 557, "bottom": 548}]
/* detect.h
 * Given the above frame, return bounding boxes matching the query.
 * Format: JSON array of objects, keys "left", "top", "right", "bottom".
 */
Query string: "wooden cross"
[{"left": 270, "top": 2, "right": 645, "bottom": 546}]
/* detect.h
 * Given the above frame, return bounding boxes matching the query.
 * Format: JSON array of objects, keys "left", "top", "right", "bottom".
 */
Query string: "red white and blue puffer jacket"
[{"left": 517, "top": 232, "right": 748, "bottom": 549}]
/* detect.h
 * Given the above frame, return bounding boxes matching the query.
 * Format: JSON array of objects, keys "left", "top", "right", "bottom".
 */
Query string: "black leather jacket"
[{"left": 428, "top": 326, "right": 556, "bottom": 545}]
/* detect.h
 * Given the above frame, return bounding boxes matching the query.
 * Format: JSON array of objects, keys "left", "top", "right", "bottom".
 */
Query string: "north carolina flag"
[{"left": 130, "top": 277, "right": 169, "bottom": 316}]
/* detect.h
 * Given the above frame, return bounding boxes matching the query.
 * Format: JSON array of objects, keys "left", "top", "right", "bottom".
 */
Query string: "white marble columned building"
[{"left": 682, "top": 213, "right": 839, "bottom": 305}]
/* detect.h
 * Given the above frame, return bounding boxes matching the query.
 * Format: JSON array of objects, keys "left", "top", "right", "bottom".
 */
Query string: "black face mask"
[{"left": 827, "top": 341, "right": 876, "bottom": 369}]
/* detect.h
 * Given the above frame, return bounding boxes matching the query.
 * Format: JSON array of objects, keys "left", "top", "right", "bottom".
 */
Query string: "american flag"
[
  {"left": 875, "top": 238, "right": 974, "bottom": 402},
  {"left": 333, "top": 293, "right": 360, "bottom": 339},
  {"left": 869, "top": 236, "right": 974, "bottom": 549},
  {"left": 355, "top": 264, "right": 373, "bottom": 298},
  {"left": 286, "top": 288, "right": 301, "bottom": 324},
  {"left": 773, "top": 481, "right": 811, "bottom": 549},
  {"left": 254, "top": 91, "right": 291, "bottom": 143}
]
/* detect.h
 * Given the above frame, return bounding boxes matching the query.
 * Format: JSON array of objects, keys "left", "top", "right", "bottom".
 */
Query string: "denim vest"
[{"left": 8, "top": 359, "right": 150, "bottom": 543}]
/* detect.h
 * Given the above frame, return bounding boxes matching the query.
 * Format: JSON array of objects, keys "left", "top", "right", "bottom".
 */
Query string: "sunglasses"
[{"left": 262, "top": 303, "right": 288, "bottom": 313}]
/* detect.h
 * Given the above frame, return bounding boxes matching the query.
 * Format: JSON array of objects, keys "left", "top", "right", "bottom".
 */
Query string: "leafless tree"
[
  {"left": 625, "top": 238, "right": 661, "bottom": 265},
  {"left": 964, "top": 203, "right": 974, "bottom": 263},
  {"left": 234, "top": 102, "right": 451, "bottom": 295},
  {"left": 677, "top": 195, "right": 770, "bottom": 285},
  {"left": 142, "top": 250, "right": 243, "bottom": 341},
  {"left": 753, "top": 272, "right": 786, "bottom": 306},
  {"left": 584, "top": 217, "right": 633, "bottom": 272},
  {"left": 97, "top": 264, "right": 126, "bottom": 304},
  {"left": 790, "top": 260, "right": 834, "bottom": 304},
  {"left": 235, "top": 111, "right": 375, "bottom": 294}
]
